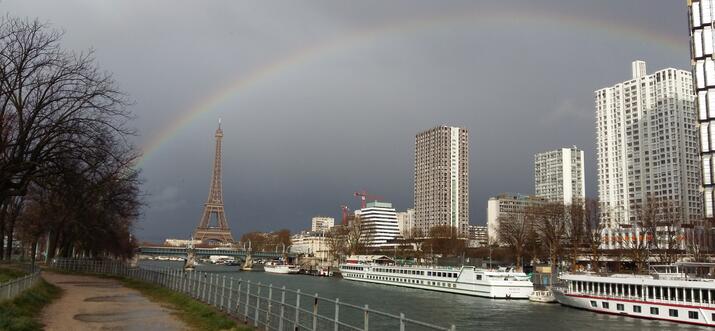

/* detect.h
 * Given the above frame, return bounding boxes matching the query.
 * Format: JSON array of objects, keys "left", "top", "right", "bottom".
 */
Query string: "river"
[{"left": 141, "top": 261, "right": 707, "bottom": 330}]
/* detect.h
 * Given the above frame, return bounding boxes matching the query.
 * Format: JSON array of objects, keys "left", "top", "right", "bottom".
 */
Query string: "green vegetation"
[
  {"left": 118, "top": 277, "right": 250, "bottom": 331},
  {"left": 0, "top": 279, "right": 61, "bottom": 331},
  {"left": 0, "top": 267, "right": 26, "bottom": 283}
]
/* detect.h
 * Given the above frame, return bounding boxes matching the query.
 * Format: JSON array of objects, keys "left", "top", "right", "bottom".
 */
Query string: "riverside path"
[{"left": 41, "top": 272, "right": 189, "bottom": 331}]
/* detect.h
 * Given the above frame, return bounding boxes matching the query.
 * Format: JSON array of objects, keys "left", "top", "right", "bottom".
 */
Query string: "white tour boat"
[
  {"left": 264, "top": 261, "right": 300, "bottom": 274},
  {"left": 339, "top": 256, "right": 533, "bottom": 299},
  {"left": 553, "top": 263, "right": 715, "bottom": 326}
]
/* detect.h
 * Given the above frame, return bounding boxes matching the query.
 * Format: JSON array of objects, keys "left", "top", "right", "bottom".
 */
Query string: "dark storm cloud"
[{"left": 3, "top": 0, "right": 691, "bottom": 242}]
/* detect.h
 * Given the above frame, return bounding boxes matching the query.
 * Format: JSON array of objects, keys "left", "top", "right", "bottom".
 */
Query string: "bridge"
[{"left": 138, "top": 246, "right": 296, "bottom": 259}]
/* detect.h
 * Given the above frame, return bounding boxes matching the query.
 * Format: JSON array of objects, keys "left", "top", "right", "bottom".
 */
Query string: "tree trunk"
[
  {"left": 47, "top": 230, "right": 60, "bottom": 260},
  {"left": 31, "top": 239, "right": 37, "bottom": 270},
  {"left": 5, "top": 215, "right": 15, "bottom": 260}
]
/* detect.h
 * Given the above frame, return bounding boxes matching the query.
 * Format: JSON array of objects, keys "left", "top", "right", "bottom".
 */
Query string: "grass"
[
  {"left": 117, "top": 277, "right": 251, "bottom": 331},
  {"left": 0, "top": 267, "right": 27, "bottom": 283},
  {"left": 0, "top": 279, "right": 62, "bottom": 331}
]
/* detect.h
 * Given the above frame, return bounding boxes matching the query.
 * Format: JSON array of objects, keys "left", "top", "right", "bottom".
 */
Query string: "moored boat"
[
  {"left": 529, "top": 289, "right": 557, "bottom": 303},
  {"left": 338, "top": 255, "right": 533, "bottom": 299},
  {"left": 554, "top": 263, "right": 715, "bottom": 326},
  {"left": 264, "top": 261, "right": 300, "bottom": 274}
]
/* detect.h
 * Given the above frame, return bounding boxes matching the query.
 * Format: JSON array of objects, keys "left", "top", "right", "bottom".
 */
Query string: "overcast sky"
[{"left": 4, "top": 1, "right": 691, "bottom": 242}]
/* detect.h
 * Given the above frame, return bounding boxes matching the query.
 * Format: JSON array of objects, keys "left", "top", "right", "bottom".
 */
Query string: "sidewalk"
[{"left": 41, "top": 272, "right": 190, "bottom": 331}]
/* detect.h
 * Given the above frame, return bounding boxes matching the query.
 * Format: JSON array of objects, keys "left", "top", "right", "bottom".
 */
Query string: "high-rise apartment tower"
[
  {"left": 414, "top": 126, "right": 469, "bottom": 237},
  {"left": 534, "top": 146, "right": 585, "bottom": 204},
  {"left": 688, "top": 1, "right": 715, "bottom": 218},
  {"left": 596, "top": 61, "right": 701, "bottom": 228}
]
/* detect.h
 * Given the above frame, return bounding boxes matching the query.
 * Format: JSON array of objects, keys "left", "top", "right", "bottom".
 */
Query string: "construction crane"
[{"left": 353, "top": 191, "right": 383, "bottom": 209}]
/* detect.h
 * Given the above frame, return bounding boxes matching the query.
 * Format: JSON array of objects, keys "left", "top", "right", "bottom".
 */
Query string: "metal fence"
[
  {"left": 0, "top": 268, "right": 42, "bottom": 302},
  {"left": 51, "top": 258, "right": 455, "bottom": 331}
]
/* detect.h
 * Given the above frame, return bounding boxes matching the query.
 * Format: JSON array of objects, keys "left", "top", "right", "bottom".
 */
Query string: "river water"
[{"left": 141, "top": 261, "right": 706, "bottom": 331}]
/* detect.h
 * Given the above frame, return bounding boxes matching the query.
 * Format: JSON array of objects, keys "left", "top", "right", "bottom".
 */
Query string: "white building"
[
  {"left": 689, "top": 1, "right": 715, "bottom": 218},
  {"left": 311, "top": 216, "right": 335, "bottom": 233},
  {"left": 486, "top": 193, "right": 547, "bottom": 245},
  {"left": 414, "top": 126, "right": 469, "bottom": 238},
  {"left": 355, "top": 201, "right": 401, "bottom": 247},
  {"left": 290, "top": 231, "right": 330, "bottom": 261},
  {"left": 396, "top": 209, "right": 415, "bottom": 238},
  {"left": 596, "top": 60, "right": 701, "bottom": 229},
  {"left": 534, "top": 146, "right": 585, "bottom": 204}
]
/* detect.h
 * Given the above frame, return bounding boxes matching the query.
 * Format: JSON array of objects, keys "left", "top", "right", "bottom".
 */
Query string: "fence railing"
[
  {"left": 51, "top": 258, "right": 455, "bottom": 331},
  {"left": 0, "top": 268, "right": 42, "bottom": 302}
]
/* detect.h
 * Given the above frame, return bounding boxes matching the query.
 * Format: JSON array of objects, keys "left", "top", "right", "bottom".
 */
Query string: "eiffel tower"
[{"left": 194, "top": 120, "right": 235, "bottom": 243}]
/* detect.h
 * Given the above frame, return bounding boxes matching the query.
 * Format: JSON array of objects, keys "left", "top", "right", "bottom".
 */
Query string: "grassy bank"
[
  {"left": 117, "top": 277, "right": 250, "bottom": 331},
  {"left": 0, "top": 267, "right": 27, "bottom": 283},
  {"left": 0, "top": 279, "right": 62, "bottom": 331}
]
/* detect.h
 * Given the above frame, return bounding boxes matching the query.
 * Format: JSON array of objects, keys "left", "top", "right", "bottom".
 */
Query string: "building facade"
[
  {"left": 467, "top": 224, "right": 488, "bottom": 247},
  {"left": 689, "top": 1, "right": 715, "bottom": 218},
  {"left": 311, "top": 216, "right": 335, "bottom": 233},
  {"left": 534, "top": 146, "right": 585, "bottom": 204},
  {"left": 486, "top": 193, "right": 548, "bottom": 245},
  {"left": 596, "top": 60, "right": 701, "bottom": 229},
  {"left": 414, "top": 126, "right": 469, "bottom": 238},
  {"left": 355, "top": 201, "right": 401, "bottom": 247},
  {"left": 396, "top": 209, "right": 415, "bottom": 238},
  {"left": 290, "top": 231, "right": 330, "bottom": 261}
]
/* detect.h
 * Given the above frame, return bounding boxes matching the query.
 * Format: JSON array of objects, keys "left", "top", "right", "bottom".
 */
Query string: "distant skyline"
[{"left": 3, "top": 1, "right": 691, "bottom": 242}]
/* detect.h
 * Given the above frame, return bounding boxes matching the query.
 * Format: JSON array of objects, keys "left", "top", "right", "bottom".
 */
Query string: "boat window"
[
  {"left": 678, "top": 288, "right": 685, "bottom": 302},
  {"left": 606, "top": 284, "right": 611, "bottom": 295},
  {"left": 655, "top": 286, "right": 661, "bottom": 300},
  {"left": 617, "top": 284, "right": 623, "bottom": 296},
  {"left": 630, "top": 285, "right": 636, "bottom": 297},
  {"left": 617, "top": 304, "right": 624, "bottom": 311},
  {"left": 636, "top": 285, "right": 642, "bottom": 298},
  {"left": 602, "top": 302, "right": 609, "bottom": 309},
  {"left": 669, "top": 287, "right": 676, "bottom": 301},
  {"left": 689, "top": 311, "right": 698, "bottom": 320},
  {"left": 694, "top": 289, "right": 701, "bottom": 303},
  {"left": 599, "top": 283, "right": 604, "bottom": 294},
  {"left": 703, "top": 289, "right": 709, "bottom": 303},
  {"left": 427, "top": 272, "right": 432, "bottom": 276},
  {"left": 477, "top": 275, "right": 482, "bottom": 280},
  {"left": 590, "top": 301, "right": 597, "bottom": 308},
  {"left": 650, "top": 307, "right": 659, "bottom": 315},
  {"left": 647, "top": 286, "right": 654, "bottom": 299},
  {"left": 669, "top": 309, "right": 678, "bottom": 317},
  {"left": 686, "top": 289, "right": 693, "bottom": 302},
  {"left": 633, "top": 305, "right": 641, "bottom": 313}
]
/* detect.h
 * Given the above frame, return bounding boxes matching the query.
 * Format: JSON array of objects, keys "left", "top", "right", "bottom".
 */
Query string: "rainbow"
[{"left": 137, "top": 7, "right": 687, "bottom": 166}]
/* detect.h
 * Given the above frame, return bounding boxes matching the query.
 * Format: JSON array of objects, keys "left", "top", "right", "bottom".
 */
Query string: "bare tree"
[
  {"left": 0, "top": 16, "right": 133, "bottom": 259},
  {"left": 583, "top": 198, "right": 603, "bottom": 272},
  {"left": 531, "top": 202, "right": 568, "bottom": 282},
  {"left": 497, "top": 213, "right": 532, "bottom": 272},
  {"left": 567, "top": 199, "right": 586, "bottom": 272}
]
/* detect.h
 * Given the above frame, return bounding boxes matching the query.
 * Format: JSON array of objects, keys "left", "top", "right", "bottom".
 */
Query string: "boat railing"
[{"left": 52, "top": 258, "right": 456, "bottom": 331}]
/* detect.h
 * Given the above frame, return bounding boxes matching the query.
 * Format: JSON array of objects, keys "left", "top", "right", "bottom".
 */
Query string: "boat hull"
[
  {"left": 553, "top": 288, "right": 715, "bottom": 326},
  {"left": 264, "top": 266, "right": 300, "bottom": 274}
]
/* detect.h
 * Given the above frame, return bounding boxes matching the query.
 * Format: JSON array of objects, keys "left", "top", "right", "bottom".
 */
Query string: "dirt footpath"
[{"left": 41, "top": 272, "right": 190, "bottom": 331}]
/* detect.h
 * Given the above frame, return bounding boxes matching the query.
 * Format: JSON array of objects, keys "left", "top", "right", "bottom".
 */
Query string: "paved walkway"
[{"left": 41, "top": 272, "right": 190, "bottom": 331}]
